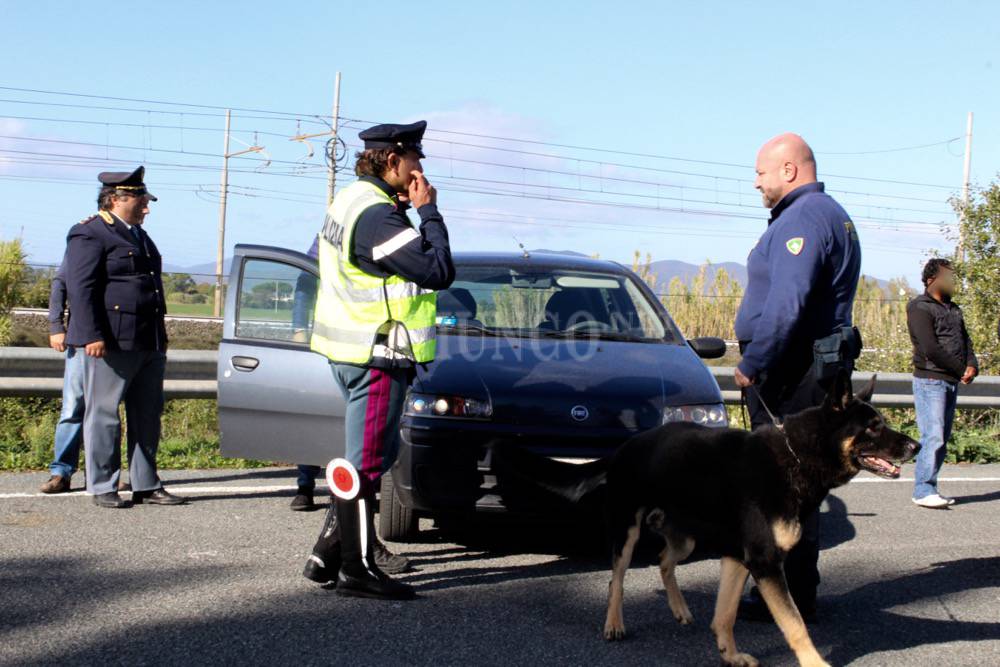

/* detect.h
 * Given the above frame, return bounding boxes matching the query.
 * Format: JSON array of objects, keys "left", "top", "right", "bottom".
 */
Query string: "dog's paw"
[
  {"left": 674, "top": 609, "right": 695, "bottom": 625},
  {"left": 720, "top": 652, "right": 759, "bottom": 667},
  {"left": 603, "top": 621, "right": 626, "bottom": 641}
]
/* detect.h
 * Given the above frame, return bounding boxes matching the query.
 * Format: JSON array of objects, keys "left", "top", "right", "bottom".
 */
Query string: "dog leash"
[{"left": 746, "top": 384, "right": 800, "bottom": 465}]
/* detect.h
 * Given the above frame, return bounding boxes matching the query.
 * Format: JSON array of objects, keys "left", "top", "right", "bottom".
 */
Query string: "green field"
[
  {"left": 167, "top": 302, "right": 217, "bottom": 317},
  {"left": 167, "top": 302, "right": 298, "bottom": 323}
]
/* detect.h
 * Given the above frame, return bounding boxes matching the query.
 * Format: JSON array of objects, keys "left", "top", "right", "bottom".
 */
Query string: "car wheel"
[{"left": 378, "top": 471, "right": 419, "bottom": 542}]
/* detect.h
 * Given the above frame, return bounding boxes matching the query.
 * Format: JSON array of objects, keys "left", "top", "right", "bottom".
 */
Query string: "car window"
[
  {"left": 436, "top": 265, "right": 673, "bottom": 342},
  {"left": 235, "top": 258, "right": 318, "bottom": 344}
]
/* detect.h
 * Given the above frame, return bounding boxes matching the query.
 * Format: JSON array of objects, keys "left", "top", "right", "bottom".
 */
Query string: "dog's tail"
[{"left": 490, "top": 443, "right": 610, "bottom": 503}]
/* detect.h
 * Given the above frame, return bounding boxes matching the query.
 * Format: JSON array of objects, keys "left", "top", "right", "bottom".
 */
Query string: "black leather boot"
[
  {"left": 303, "top": 500, "right": 342, "bottom": 584},
  {"left": 336, "top": 487, "right": 415, "bottom": 600}
]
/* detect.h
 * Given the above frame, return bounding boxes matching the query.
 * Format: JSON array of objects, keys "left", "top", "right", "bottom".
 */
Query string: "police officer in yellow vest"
[{"left": 303, "top": 121, "right": 454, "bottom": 600}]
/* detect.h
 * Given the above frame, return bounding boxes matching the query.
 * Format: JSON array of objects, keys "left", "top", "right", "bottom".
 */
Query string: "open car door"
[{"left": 217, "top": 244, "right": 344, "bottom": 466}]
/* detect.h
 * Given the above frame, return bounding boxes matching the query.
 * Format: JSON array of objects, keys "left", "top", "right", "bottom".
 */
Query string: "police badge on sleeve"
[{"left": 785, "top": 237, "right": 805, "bottom": 255}]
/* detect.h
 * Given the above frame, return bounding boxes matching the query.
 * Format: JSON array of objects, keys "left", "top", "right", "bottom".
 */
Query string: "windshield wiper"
[
  {"left": 533, "top": 329, "right": 650, "bottom": 342},
  {"left": 439, "top": 322, "right": 504, "bottom": 337}
]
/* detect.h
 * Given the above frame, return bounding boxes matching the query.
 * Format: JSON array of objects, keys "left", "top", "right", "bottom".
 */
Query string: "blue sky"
[{"left": 1, "top": 0, "right": 998, "bottom": 287}]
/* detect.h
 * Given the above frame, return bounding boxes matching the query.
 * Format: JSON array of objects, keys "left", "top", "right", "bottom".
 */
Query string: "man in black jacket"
[
  {"left": 907, "top": 258, "right": 977, "bottom": 508},
  {"left": 38, "top": 261, "right": 86, "bottom": 494}
]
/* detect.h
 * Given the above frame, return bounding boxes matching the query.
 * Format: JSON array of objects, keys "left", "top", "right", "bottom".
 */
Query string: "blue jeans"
[
  {"left": 296, "top": 464, "right": 321, "bottom": 491},
  {"left": 912, "top": 377, "right": 958, "bottom": 499},
  {"left": 49, "top": 347, "right": 86, "bottom": 478}
]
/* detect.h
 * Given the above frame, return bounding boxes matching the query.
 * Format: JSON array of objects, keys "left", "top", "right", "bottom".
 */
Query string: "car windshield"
[{"left": 436, "top": 264, "right": 676, "bottom": 342}]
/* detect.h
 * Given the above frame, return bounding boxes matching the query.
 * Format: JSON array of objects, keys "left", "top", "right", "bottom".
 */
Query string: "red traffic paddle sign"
[{"left": 326, "top": 458, "right": 360, "bottom": 500}]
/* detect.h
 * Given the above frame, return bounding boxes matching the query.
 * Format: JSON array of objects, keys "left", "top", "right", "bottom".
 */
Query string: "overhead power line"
[
  {"left": 0, "top": 130, "right": 956, "bottom": 221},
  {"left": 0, "top": 86, "right": 962, "bottom": 191},
  {"left": 0, "top": 144, "right": 953, "bottom": 230}
]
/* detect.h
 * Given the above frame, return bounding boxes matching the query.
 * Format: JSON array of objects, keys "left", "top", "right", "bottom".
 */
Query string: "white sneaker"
[{"left": 912, "top": 494, "right": 954, "bottom": 509}]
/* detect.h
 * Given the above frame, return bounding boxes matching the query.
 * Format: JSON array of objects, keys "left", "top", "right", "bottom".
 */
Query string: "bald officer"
[
  {"left": 64, "top": 167, "right": 184, "bottom": 508},
  {"left": 734, "top": 134, "right": 862, "bottom": 621}
]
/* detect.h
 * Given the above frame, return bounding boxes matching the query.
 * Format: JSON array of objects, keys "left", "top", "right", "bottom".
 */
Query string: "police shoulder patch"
[{"left": 785, "top": 237, "right": 805, "bottom": 255}]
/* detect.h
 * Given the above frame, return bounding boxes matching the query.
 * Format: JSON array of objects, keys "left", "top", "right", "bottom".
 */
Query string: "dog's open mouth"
[{"left": 857, "top": 454, "right": 902, "bottom": 478}]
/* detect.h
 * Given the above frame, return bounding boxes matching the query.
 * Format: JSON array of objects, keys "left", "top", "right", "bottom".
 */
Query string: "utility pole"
[
  {"left": 290, "top": 72, "right": 343, "bottom": 207},
  {"left": 215, "top": 110, "right": 231, "bottom": 319},
  {"left": 328, "top": 72, "right": 342, "bottom": 206},
  {"left": 958, "top": 111, "right": 973, "bottom": 262},
  {"left": 215, "top": 109, "right": 266, "bottom": 318}
]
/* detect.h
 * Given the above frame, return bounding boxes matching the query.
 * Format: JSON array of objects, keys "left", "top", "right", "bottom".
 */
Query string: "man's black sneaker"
[
  {"left": 373, "top": 538, "right": 411, "bottom": 574},
  {"left": 290, "top": 488, "right": 316, "bottom": 511}
]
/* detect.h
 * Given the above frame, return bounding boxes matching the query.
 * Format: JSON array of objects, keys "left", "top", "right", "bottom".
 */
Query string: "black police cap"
[
  {"left": 359, "top": 120, "right": 427, "bottom": 158},
  {"left": 97, "top": 166, "right": 157, "bottom": 201}
]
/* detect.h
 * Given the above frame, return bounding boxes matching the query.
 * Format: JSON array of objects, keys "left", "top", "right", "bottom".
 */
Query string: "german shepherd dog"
[{"left": 492, "top": 372, "right": 919, "bottom": 667}]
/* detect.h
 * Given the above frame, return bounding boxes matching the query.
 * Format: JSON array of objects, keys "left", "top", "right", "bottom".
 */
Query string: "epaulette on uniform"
[{"left": 79, "top": 211, "right": 114, "bottom": 225}]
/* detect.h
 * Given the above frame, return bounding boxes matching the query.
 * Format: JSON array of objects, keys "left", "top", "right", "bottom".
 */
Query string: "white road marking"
[
  {"left": 0, "top": 484, "right": 330, "bottom": 499},
  {"left": 1, "top": 477, "right": 998, "bottom": 500}
]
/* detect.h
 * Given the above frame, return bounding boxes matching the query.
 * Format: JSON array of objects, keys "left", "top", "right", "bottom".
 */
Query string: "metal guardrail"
[
  {"left": 11, "top": 307, "right": 223, "bottom": 324},
  {"left": 0, "top": 347, "right": 998, "bottom": 408},
  {"left": 710, "top": 367, "right": 1000, "bottom": 409},
  {"left": 0, "top": 348, "right": 217, "bottom": 398}
]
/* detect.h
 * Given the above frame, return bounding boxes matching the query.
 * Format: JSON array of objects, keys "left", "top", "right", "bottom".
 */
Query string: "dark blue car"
[{"left": 217, "top": 247, "right": 726, "bottom": 540}]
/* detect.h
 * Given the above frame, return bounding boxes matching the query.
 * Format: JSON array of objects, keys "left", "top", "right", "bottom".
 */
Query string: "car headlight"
[
  {"left": 405, "top": 393, "right": 493, "bottom": 420},
  {"left": 662, "top": 403, "right": 728, "bottom": 428}
]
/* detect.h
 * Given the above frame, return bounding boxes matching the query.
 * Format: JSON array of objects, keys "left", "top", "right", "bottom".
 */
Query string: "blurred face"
[
  {"left": 384, "top": 150, "right": 425, "bottom": 195},
  {"left": 929, "top": 266, "right": 956, "bottom": 296}
]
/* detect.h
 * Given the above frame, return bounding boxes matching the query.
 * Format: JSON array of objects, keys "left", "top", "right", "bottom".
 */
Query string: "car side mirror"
[{"left": 688, "top": 337, "right": 727, "bottom": 359}]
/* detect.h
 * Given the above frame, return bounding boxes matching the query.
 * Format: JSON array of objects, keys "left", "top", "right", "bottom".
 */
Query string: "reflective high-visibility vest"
[{"left": 310, "top": 180, "right": 437, "bottom": 365}]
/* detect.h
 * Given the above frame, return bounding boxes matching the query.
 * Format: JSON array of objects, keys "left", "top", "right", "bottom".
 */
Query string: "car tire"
[{"left": 378, "top": 471, "right": 419, "bottom": 542}]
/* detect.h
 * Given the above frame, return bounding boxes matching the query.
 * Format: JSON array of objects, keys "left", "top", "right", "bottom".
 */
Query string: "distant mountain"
[
  {"left": 164, "top": 253, "right": 896, "bottom": 292},
  {"left": 645, "top": 260, "right": 748, "bottom": 290},
  {"left": 644, "top": 259, "right": 893, "bottom": 293}
]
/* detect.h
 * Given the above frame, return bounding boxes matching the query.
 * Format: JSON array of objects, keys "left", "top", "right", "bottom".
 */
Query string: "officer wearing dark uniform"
[
  {"left": 734, "top": 134, "right": 861, "bottom": 621},
  {"left": 64, "top": 166, "right": 184, "bottom": 508}
]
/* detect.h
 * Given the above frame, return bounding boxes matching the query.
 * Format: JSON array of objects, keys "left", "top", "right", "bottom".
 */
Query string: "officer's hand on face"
[
  {"left": 49, "top": 333, "right": 66, "bottom": 353},
  {"left": 408, "top": 171, "right": 436, "bottom": 209},
  {"left": 961, "top": 365, "right": 978, "bottom": 384},
  {"left": 85, "top": 340, "right": 106, "bottom": 358},
  {"left": 734, "top": 367, "right": 754, "bottom": 388}
]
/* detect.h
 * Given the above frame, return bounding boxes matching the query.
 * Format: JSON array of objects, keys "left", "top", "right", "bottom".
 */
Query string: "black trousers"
[{"left": 741, "top": 343, "right": 852, "bottom": 604}]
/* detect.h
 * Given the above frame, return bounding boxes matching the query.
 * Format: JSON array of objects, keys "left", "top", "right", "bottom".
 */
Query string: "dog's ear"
[
  {"left": 855, "top": 374, "right": 877, "bottom": 403},
  {"left": 824, "top": 368, "right": 853, "bottom": 412}
]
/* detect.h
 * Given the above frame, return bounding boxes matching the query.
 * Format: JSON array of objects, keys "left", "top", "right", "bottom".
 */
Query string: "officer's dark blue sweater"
[
  {"left": 343, "top": 176, "right": 454, "bottom": 289},
  {"left": 734, "top": 182, "right": 861, "bottom": 379}
]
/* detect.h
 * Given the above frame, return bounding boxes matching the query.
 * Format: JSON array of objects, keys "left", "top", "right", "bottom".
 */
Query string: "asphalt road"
[{"left": 2, "top": 464, "right": 998, "bottom": 666}]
